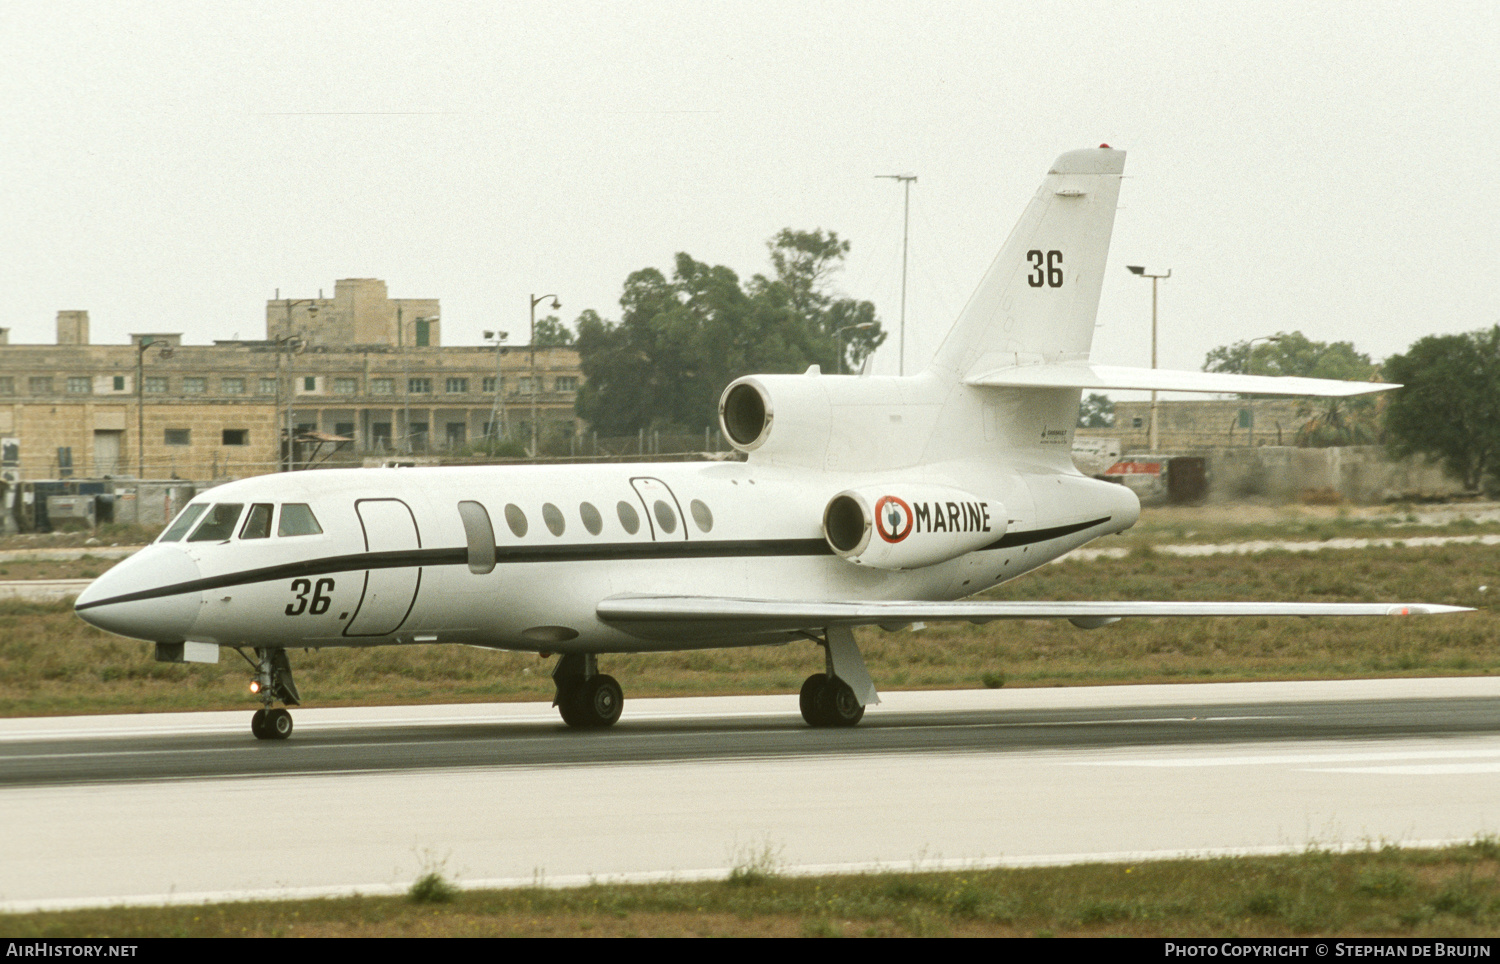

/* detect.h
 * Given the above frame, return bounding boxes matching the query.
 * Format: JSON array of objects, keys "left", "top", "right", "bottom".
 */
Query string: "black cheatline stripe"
[
  {"left": 75, "top": 539, "right": 834, "bottom": 611},
  {"left": 980, "top": 516, "right": 1112, "bottom": 551},
  {"left": 75, "top": 518, "right": 1112, "bottom": 613}
]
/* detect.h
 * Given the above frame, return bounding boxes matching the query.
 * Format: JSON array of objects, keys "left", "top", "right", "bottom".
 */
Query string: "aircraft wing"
[
  {"left": 965, "top": 364, "right": 1396, "bottom": 397},
  {"left": 597, "top": 595, "right": 1469, "bottom": 641}
]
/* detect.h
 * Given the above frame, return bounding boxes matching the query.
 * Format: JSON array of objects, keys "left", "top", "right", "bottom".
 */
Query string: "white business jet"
[{"left": 74, "top": 147, "right": 1467, "bottom": 739}]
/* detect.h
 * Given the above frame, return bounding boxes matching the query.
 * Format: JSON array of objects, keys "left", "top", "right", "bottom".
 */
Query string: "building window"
[
  {"left": 334, "top": 422, "right": 354, "bottom": 439},
  {"left": 222, "top": 429, "right": 249, "bottom": 446},
  {"left": 514, "top": 376, "right": 534, "bottom": 395},
  {"left": 302, "top": 376, "right": 317, "bottom": 392},
  {"left": 371, "top": 378, "right": 394, "bottom": 395},
  {"left": 445, "top": 422, "right": 466, "bottom": 447},
  {"left": 258, "top": 377, "right": 277, "bottom": 395},
  {"left": 333, "top": 377, "right": 358, "bottom": 395},
  {"left": 67, "top": 377, "right": 92, "bottom": 394},
  {"left": 554, "top": 376, "right": 578, "bottom": 392},
  {"left": 372, "top": 422, "right": 392, "bottom": 448},
  {"left": 112, "top": 376, "right": 126, "bottom": 391},
  {"left": 415, "top": 319, "right": 431, "bottom": 347},
  {"left": 182, "top": 377, "right": 206, "bottom": 394},
  {"left": 165, "top": 429, "right": 191, "bottom": 446},
  {"left": 221, "top": 377, "right": 244, "bottom": 395},
  {"left": 446, "top": 377, "right": 469, "bottom": 394},
  {"left": 482, "top": 376, "right": 497, "bottom": 393},
  {"left": 0, "top": 377, "right": 13, "bottom": 395},
  {"left": 408, "top": 377, "right": 432, "bottom": 394},
  {"left": 1131, "top": 416, "right": 1144, "bottom": 429},
  {"left": 1237, "top": 408, "right": 1253, "bottom": 429},
  {"left": 29, "top": 377, "right": 53, "bottom": 394},
  {"left": 145, "top": 377, "right": 168, "bottom": 394}
]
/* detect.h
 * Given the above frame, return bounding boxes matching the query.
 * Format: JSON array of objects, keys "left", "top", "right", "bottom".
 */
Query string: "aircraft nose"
[{"left": 74, "top": 544, "right": 202, "bottom": 642}]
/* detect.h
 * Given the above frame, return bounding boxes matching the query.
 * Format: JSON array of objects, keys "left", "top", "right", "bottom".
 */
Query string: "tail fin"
[{"left": 927, "top": 147, "right": 1125, "bottom": 382}]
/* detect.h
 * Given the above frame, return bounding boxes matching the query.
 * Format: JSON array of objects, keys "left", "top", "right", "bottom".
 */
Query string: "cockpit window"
[
  {"left": 277, "top": 503, "right": 323, "bottom": 537},
  {"left": 187, "top": 503, "right": 245, "bottom": 542},
  {"left": 240, "top": 503, "right": 273, "bottom": 540},
  {"left": 159, "top": 503, "right": 208, "bottom": 542}
]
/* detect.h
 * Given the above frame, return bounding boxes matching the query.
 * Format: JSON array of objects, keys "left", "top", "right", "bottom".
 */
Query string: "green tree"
[
  {"left": 1077, "top": 392, "right": 1114, "bottom": 428},
  {"left": 1383, "top": 326, "right": 1500, "bottom": 492},
  {"left": 574, "top": 230, "right": 885, "bottom": 434},
  {"left": 1204, "top": 331, "right": 1380, "bottom": 446},
  {"left": 532, "top": 315, "right": 574, "bottom": 347}
]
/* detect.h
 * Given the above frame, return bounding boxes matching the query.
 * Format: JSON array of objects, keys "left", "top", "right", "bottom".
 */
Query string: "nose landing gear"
[{"left": 235, "top": 647, "right": 301, "bottom": 740}]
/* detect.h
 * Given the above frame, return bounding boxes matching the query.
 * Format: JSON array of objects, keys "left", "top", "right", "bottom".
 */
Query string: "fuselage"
[{"left": 73, "top": 456, "right": 1140, "bottom": 654}]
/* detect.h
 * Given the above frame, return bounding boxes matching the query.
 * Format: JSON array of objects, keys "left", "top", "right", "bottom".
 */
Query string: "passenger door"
[
  {"left": 629, "top": 477, "right": 688, "bottom": 541},
  {"left": 344, "top": 498, "right": 422, "bottom": 637}
]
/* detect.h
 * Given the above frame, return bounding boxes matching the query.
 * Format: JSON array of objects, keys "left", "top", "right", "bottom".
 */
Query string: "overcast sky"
[{"left": 3, "top": 1, "right": 1496, "bottom": 385}]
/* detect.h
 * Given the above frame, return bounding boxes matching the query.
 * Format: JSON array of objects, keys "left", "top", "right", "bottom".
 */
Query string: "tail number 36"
[{"left": 286, "top": 578, "right": 335, "bottom": 616}]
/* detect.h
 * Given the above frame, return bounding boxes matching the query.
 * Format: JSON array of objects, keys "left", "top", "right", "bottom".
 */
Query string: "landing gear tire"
[
  {"left": 253, "top": 707, "right": 293, "bottom": 740},
  {"left": 266, "top": 707, "right": 293, "bottom": 739},
  {"left": 562, "top": 674, "right": 623, "bottom": 729},
  {"left": 822, "top": 678, "right": 865, "bottom": 727},
  {"left": 800, "top": 673, "right": 830, "bottom": 726},
  {"left": 800, "top": 673, "right": 864, "bottom": 728}
]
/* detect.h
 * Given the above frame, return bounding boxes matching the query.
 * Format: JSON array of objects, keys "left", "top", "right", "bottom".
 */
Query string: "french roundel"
[{"left": 873, "top": 496, "right": 913, "bottom": 543}]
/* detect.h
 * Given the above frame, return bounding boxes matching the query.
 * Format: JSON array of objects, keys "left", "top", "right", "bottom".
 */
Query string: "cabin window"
[
  {"left": 504, "top": 503, "right": 528, "bottom": 537},
  {"left": 543, "top": 503, "right": 565, "bottom": 536},
  {"left": 653, "top": 500, "right": 677, "bottom": 534},
  {"left": 158, "top": 503, "right": 208, "bottom": 542},
  {"left": 277, "top": 503, "right": 323, "bottom": 537},
  {"left": 690, "top": 499, "right": 713, "bottom": 532},
  {"left": 579, "top": 502, "right": 603, "bottom": 536},
  {"left": 457, "top": 501, "right": 496, "bottom": 574},
  {"left": 188, "top": 503, "right": 245, "bottom": 542},
  {"left": 616, "top": 501, "right": 640, "bottom": 535},
  {"left": 240, "top": 503, "right": 273, "bottom": 540}
]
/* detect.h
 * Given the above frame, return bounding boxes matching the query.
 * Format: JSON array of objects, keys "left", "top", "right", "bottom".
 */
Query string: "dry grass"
[
  {"left": 6, "top": 842, "right": 1500, "bottom": 937},
  {"left": 2, "top": 541, "right": 1494, "bottom": 717}
]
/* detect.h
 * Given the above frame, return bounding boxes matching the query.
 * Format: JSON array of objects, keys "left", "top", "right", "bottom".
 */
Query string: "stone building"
[{"left": 0, "top": 280, "right": 584, "bottom": 481}]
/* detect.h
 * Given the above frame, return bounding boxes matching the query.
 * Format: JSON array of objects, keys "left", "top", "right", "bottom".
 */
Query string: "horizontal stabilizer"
[
  {"left": 965, "top": 364, "right": 1397, "bottom": 397},
  {"left": 598, "top": 595, "right": 1468, "bottom": 641}
]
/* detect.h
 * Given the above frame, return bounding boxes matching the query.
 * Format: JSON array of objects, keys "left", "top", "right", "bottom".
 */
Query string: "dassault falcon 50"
[{"left": 75, "top": 146, "right": 1468, "bottom": 739}]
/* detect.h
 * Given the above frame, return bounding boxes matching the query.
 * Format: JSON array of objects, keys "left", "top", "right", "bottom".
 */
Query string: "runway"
[{"left": 3, "top": 678, "right": 1499, "bottom": 912}]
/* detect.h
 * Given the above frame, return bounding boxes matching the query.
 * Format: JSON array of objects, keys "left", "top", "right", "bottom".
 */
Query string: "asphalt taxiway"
[{"left": 2, "top": 678, "right": 1498, "bottom": 912}]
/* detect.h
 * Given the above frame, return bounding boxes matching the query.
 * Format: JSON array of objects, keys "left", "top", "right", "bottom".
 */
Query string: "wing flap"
[
  {"left": 964, "top": 364, "right": 1396, "bottom": 397},
  {"left": 598, "top": 595, "right": 1468, "bottom": 641}
]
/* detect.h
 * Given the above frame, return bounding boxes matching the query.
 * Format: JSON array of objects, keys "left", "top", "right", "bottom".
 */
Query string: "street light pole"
[
  {"left": 276, "top": 299, "right": 318, "bottom": 471},
  {"left": 1126, "top": 265, "right": 1171, "bottom": 452},
  {"left": 395, "top": 305, "right": 439, "bottom": 454},
  {"left": 876, "top": 174, "right": 916, "bottom": 375},
  {"left": 529, "top": 294, "right": 560, "bottom": 457},
  {"left": 134, "top": 337, "right": 173, "bottom": 480}
]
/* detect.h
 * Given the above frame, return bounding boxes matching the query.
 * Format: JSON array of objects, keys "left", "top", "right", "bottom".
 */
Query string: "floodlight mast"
[
  {"left": 877, "top": 174, "right": 917, "bottom": 375},
  {"left": 1126, "top": 265, "right": 1171, "bottom": 452}
]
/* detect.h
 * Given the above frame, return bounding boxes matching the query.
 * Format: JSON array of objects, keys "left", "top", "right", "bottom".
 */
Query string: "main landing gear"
[
  {"left": 552, "top": 652, "right": 623, "bottom": 729},
  {"left": 235, "top": 647, "right": 301, "bottom": 740},
  {"left": 799, "top": 625, "right": 880, "bottom": 728}
]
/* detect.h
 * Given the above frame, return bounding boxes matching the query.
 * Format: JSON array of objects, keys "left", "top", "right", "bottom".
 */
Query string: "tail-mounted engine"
[{"left": 822, "top": 485, "right": 1007, "bottom": 570}]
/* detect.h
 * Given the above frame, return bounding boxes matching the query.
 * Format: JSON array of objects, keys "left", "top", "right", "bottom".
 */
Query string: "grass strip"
[
  {"left": 2, "top": 542, "right": 1495, "bottom": 716},
  {"left": 5, "top": 841, "right": 1500, "bottom": 937}
]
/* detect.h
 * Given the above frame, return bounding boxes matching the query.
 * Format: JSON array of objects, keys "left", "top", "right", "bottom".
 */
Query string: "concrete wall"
[{"left": 1204, "top": 446, "right": 1466, "bottom": 504}]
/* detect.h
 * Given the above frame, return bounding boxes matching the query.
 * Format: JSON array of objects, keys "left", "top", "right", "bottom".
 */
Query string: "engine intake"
[{"left": 822, "top": 485, "right": 1007, "bottom": 570}]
